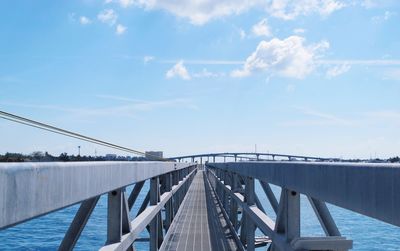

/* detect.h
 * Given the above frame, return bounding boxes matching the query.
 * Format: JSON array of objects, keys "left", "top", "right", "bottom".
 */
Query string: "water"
[{"left": 0, "top": 181, "right": 399, "bottom": 250}]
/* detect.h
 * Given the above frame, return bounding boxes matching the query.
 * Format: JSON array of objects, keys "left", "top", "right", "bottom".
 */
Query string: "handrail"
[
  {"left": 0, "top": 161, "right": 193, "bottom": 230},
  {"left": 206, "top": 161, "right": 400, "bottom": 250},
  {"left": 207, "top": 161, "right": 400, "bottom": 227}
]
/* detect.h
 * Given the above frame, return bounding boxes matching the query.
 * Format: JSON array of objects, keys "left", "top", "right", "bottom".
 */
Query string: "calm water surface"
[{"left": 1, "top": 181, "right": 399, "bottom": 250}]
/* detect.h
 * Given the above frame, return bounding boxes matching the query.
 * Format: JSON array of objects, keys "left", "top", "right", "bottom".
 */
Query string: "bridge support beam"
[
  {"left": 128, "top": 181, "right": 145, "bottom": 210},
  {"left": 308, "top": 197, "right": 340, "bottom": 236},
  {"left": 59, "top": 196, "right": 100, "bottom": 251},
  {"left": 259, "top": 181, "right": 278, "bottom": 214}
]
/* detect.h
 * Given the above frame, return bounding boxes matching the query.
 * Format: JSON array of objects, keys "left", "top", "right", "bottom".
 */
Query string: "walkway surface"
[{"left": 160, "top": 171, "right": 240, "bottom": 251}]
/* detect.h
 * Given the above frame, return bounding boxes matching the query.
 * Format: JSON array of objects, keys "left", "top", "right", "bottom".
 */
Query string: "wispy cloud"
[
  {"left": 326, "top": 63, "right": 351, "bottom": 78},
  {"left": 0, "top": 96, "right": 198, "bottom": 119},
  {"left": 95, "top": 94, "right": 198, "bottom": 110},
  {"left": 317, "top": 59, "right": 400, "bottom": 65},
  {"left": 159, "top": 59, "right": 400, "bottom": 66},
  {"left": 280, "top": 107, "right": 354, "bottom": 126},
  {"left": 281, "top": 107, "right": 400, "bottom": 128}
]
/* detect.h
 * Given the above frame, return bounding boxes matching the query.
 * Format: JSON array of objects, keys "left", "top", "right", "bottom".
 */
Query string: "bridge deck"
[{"left": 161, "top": 171, "right": 240, "bottom": 251}]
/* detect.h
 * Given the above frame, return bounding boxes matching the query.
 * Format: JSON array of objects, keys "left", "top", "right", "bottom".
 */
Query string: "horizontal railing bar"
[
  {"left": 99, "top": 168, "right": 197, "bottom": 251},
  {"left": 0, "top": 161, "right": 194, "bottom": 230},
  {"left": 208, "top": 161, "right": 400, "bottom": 228}
]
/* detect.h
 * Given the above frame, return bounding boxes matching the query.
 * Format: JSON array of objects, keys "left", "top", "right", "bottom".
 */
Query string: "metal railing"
[
  {"left": 206, "top": 161, "right": 400, "bottom": 251},
  {"left": 0, "top": 161, "right": 198, "bottom": 251}
]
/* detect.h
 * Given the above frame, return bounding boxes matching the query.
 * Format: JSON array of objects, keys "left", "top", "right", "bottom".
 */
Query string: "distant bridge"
[
  {"left": 169, "top": 152, "right": 340, "bottom": 163},
  {"left": 1, "top": 155, "right": 399, "bottom": 251}
]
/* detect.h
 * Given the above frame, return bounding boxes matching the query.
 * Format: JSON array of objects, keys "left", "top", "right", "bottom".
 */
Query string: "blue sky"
[{"left": 0, "top": 0, "right": 399, "bottom": 159}]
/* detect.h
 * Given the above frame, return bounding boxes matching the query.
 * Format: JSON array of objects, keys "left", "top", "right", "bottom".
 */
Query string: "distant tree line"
[
  {"left": 0, "top": 152, "right": 399, "bottom": 163},
  {"left": 0, "top": 152, "right": 147, "bottom": 162}
]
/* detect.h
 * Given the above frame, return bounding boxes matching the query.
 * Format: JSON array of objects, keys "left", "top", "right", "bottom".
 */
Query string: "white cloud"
[
  {"left": 105, "top": 0, "right": 134, "bottom": 8},
  {"left": 166, "top": 61, "right": 191, "bottom": 80},
  {"left": 144, "top": 56, "right": 155, "bottom": 64},
  {"left": 119, "top": 0, "right": 134, "bottom": 8},
  {"left": 120, "top": 0, "right": 346, "bottom": 25},
  {"left": 252, "top": 18, "right": 272, "bottom": 37},
  {"left": 132, "top": 0, "right": 263, "bottom": 25},
  {"left": 98, "top": 9, "right": 118, "bottom": 26},
  {"left": 116, "top": 24, "right": 127, "bottom": 35},
  {"left": 267, "top": 0, "right": 346, "bottom": 20},
  {"left": 326, "top": 63, "right": 351, "bottom": 78},
  {"left": 231, "top": 35, "right": 329, "bottom": 79},
  {"left": 79, "top": 16, "right": 92, "bottom": 25},
  {"left": 293, "top": 28, "right": 306, "bottom": 34}
]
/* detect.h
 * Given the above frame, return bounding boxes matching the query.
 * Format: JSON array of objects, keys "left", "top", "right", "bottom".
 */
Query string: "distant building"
[
  {"left": 145, "top": 151, "right": 163, "bottom": 160},
  {"left": 105, "top": 154, "right": 117, "bottom": 160}
]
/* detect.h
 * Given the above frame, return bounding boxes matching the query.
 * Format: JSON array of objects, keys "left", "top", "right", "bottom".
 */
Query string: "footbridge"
[{"left": 1, "top": 155, "right": 399, "bottom": 251}]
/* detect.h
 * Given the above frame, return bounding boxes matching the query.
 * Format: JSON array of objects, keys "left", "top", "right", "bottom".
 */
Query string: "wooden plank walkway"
[{"left": 160, "top": 171, "right": 241, "bottom": 251}]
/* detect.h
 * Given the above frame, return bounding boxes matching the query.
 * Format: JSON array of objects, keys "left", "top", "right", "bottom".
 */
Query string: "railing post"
[
  {"left": 106, "top": 189, "right": 123, "bottom": 245},
  {"left": 286, "top": 189, "right": 300, "bottom": 241},
  {"left": 230, "top": 173, "right": 238, "bottom": 230},
  {"left": 245, "top": 177, "right": 255, "bottom": 251},
  {"left": 150, "top": 177, "right": 160, "bottom": 251},
  {"left": 275, "top": 188, "right": 300, "bottom": 245},
  {"left": 223, "top": 170, "right": 229, "bottom": 211},
  {"left": 172, "top": 170, "right": 179, "bottom": 215},
  {"left": 165, "top": 173, "right": 173, "bottom": 231}
]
